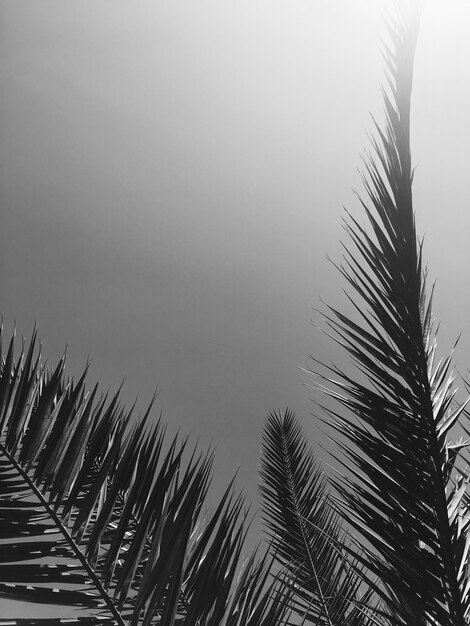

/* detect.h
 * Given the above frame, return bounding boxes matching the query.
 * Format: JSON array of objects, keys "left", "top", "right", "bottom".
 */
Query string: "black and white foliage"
[
  {"left": 4, "top": 2, "right": 470, "bottom": 625},
  {"left": 260, "top": 3, "right": 470, "bottom": 624}
]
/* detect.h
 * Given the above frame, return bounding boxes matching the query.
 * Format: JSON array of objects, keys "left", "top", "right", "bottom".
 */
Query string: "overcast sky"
[{"left": 1, "top": 0, "right": 470, "bottom": 568}]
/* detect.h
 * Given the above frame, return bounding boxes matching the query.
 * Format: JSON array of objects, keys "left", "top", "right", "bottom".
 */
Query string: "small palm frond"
[
  {"left": 309, "top": 2, "right": 470, "bottom": 624},
  {"left": 259, "top": 409, "right": 382, "bottom": 626},
  {"left": 0, "top": 326, "right": 291, "bottom": 626}
]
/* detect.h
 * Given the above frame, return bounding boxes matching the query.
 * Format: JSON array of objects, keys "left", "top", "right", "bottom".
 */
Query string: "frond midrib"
[{"left": 0, "top": 436, "right": 125, "bottom": 626}]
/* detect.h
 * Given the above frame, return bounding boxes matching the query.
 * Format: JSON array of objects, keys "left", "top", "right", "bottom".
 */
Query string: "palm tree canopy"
[{"left": 4, "top": 2, "right": 470, "bottom": 626}]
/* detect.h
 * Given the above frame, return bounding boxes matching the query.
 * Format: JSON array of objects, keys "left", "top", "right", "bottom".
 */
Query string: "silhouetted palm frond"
[
  {"left": 310, "top": 1, "right": 470, "bottom": 624},
  {"left": 259, "top": 409, "right": 382, "bottom": 626},
  {"left": 0, "top": 326, "right": 291, "bottom": 625}
]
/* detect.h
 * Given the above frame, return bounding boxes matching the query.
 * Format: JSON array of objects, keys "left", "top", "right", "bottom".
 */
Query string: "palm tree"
[
  {"left": 259, "top": 2, "right": 470, "bottom": 624},
  {"left": 0, "top": 326, "right": 291, "bottom": 625},
  {"left": 4, "top": 2, "right": 468, "bottom": 625}
]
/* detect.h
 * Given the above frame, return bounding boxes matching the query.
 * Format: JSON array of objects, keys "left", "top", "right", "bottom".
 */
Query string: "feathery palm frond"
[
  {"left": 308, "top": 1, "right": 470, "bottom": 624},
  {"left": 259, "top": 409, "right": 382, "bottom": 626},
  {"left": 0, "top": 326, "right": 291, "bottom": 626}
]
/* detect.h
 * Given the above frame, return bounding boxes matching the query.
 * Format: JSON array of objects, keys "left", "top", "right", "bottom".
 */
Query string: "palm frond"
[
  {"left": 0, "top": 326, "right": 291, "bottom": 625},
  {"left": 309, "top": 2, "right": 470, "bottom": 624},
  {"left": 259, "top": 409, "right": 382, "bottom": 625}
]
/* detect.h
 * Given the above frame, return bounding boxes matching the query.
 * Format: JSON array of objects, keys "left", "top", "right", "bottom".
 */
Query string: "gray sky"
[{"left": 1, "top": 0, "right": 470, "bottom": 567}]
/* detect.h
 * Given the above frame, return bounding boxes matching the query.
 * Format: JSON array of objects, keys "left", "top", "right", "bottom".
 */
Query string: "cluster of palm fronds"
[
  {"left": 3, "top": 1, "right": 470, "bottom": 625},
  {"left": 259, "top": 2, "right": 470, "bottom": 624}
]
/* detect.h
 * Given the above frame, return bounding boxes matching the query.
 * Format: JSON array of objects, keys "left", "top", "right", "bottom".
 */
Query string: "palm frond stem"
[{"left": 0, "top": 438, "right": 124, "bottom": 625}]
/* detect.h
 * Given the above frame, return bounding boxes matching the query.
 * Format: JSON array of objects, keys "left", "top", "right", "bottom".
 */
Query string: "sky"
[{"left": 1, "top": 2, "right": 470, "bottom": 607}]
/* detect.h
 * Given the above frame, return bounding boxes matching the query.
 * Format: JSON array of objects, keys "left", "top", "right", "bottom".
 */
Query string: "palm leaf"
[
  {"left": 309, "top": 2, "right": 470, "bottom": 624},
  {"left": 0, "top": 326, "right": 291, "bottom": 625},
  {"left": 259, "top": 409, "right": 382, "bottom": 625}
]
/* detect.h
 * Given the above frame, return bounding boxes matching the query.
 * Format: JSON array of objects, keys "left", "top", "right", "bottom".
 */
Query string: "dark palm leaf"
[
  {"left": 309, "top": 2, "right": 470, "bottom": 624},
  {"left": 0, "top": 326, "right": 291, "bottom": 625},
  {"left": 259, "top": 409, "right": 382, "bottom": 625}
]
